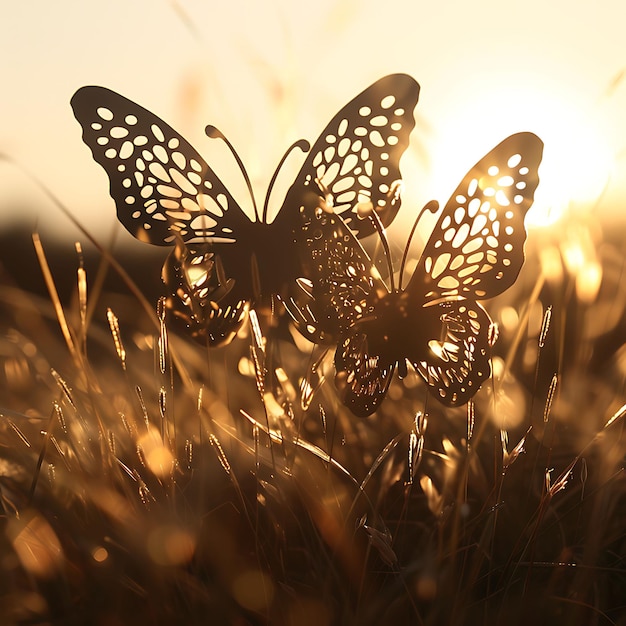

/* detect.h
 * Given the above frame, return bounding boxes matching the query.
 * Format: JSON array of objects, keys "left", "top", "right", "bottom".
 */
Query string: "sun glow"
[
  {"left": 530, "top": 118, "right": 613, "bottom": 226},
  {"left": 419, "top": 78, "right": 614, "bottom": 231}
]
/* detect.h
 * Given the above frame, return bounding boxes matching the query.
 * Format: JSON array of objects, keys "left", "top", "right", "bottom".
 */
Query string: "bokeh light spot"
[
  {"left": 147, "top": 524, "right": 196, "bottom": 566},
  {"left": 231, "top": 569, "right": 275, "bottom": 612}
]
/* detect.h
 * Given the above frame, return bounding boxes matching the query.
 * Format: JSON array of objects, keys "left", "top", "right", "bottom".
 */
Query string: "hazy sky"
[{"left": 1, "top": 0, "right": 626, "bottom": 246}]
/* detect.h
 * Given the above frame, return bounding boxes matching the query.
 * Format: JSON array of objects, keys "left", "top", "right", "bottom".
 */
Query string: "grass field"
[{"left": 0, "top": 210, "right": 624, "bottom": 625}]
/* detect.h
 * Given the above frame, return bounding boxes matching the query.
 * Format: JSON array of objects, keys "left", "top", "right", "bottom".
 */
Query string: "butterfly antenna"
[
  {"left": 262, "top": 139, "right": 311, "bottom": 223},
  {"left": 399, "top": 199, "right": 439, "bottom": 289},
  {"left": 368, "top": 209, "right": 397, "bottom": 292},
  {"left": 205, "top": 125, "right": 260, "bottom": 220}
]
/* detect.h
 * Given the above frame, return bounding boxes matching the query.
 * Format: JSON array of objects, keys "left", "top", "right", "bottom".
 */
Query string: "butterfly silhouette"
[
  {"left": 70, "top": 75, "right": 420, "bottom": 346},
  {"left": 284, "top": 132, "right": 544, "bottom": 416}
]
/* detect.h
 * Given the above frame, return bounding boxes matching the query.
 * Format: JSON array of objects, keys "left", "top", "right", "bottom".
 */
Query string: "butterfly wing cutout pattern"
[
  {"left": 285, "top": 73, "right": 420, "bottom": 238},
  {"left": 288, "top": 132, "right": 543, "bottom": 416},
  {"left": 71, "top": 75, "right": 419, "bottom": 345},
  {"left": 407, "top": 132, "right": 544, "bottom": 303},
  {"left": 160, "top": 240, "right": 249, "bottom": 345},
  {"left": 71, "top": 86, "right": 255, "bottom": 345},
  {"left": 284, "top": 191, "right": 383, "bottom": 344},
  {"left": 70, "top": 86, "right": 247, "bottom": 247},
  {"left": 335, "top": 297, "right": 495, "bottom": 416}
]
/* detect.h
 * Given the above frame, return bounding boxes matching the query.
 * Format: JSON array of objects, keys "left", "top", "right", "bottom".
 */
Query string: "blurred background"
[{"left": 1, "top": 0, "right": 625, "bottom": 251}]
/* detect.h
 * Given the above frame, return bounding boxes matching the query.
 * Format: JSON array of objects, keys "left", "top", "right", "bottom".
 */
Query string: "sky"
[{"left": 1, "top": 0, "right": 626, "bottom": 248}]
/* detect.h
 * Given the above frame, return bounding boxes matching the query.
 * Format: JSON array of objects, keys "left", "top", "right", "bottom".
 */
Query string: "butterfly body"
[
  {"left": 195, "top": 217, "right": 297, "bottom": 299},
  {"left": 71, "top": 75, "right": 420, "bottom": 345},
  {"left": 341, "top": 289, "right": 440, "bottom": 360}
]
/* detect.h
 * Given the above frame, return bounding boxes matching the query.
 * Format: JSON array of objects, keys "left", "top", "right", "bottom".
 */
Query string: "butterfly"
[
  {"left": 284, "top": 132, "right": 544, "bottom": 416},
  {"left": 70, "top": 75, "right": 420, "bottom": 346}
]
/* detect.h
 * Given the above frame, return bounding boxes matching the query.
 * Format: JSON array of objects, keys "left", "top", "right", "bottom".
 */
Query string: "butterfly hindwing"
[
  {"left": 292, "top": 74, "right": 420, "bottom": 237},
  {"left": 408, "top": 132, "right": 544, "bottom": 303},
  {"left": 71, "top": 86, "right": 250, "bottom": 247},
  {"left": 335, "top": 320, "right": 397, "bottom": 417},
  {"left": 333, "top": 297, "right": 494, "bottom": 414},
  {"left": 161, "top": 241, "right": 249, "bottom": 345},
  {"left": 409, "top": 300, "right": 493, "bottom": 406}
]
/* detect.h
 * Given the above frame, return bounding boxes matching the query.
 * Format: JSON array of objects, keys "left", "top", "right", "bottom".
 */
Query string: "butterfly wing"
[
  {"left": 334, "top": 321, "right": 397, "bottom": 417},
  {"left": 336, "top": 293, "right": 496, "bottom": 414},
  {"left": 407, "top": 132, "right": 544, "bottom": 302},
  {"left": 161, "top": 242, "right": 249, "bottom": 346},
  {"left": 280, "top": 189, "right": 398, "bottom": 415},
  {"left": 289, "top": 74, "right": 420, "bottom": 237},
  {"left": 292, "top": 133, "right": 543, "bottom": 413},
  {"left": 71, "top": 86, "right": 251, "bottom": 246},
  {"left": 332, "top": 291, "right": 496, "bottom": 414},
  {"left": 408, "top": 300, "right": 493, "bottom": 406},
  {"left": 282, "top": 188, "right": 387, "bottom": 344}
]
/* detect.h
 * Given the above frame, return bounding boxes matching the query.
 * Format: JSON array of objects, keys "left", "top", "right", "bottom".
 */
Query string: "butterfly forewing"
[
  {"left": 409, "top": 132, "right": 544, "bottom": 303},
  {"left": 294, "top": 74, "right": 420, "bottom": 237},
  {"left": 71, "top": 86, "right": 250, "bottom": 246}
]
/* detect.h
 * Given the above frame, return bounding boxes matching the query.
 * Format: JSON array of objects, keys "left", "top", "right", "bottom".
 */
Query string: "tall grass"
[{"left": 0, "top": 217, "right": 625, "bottom": 625}]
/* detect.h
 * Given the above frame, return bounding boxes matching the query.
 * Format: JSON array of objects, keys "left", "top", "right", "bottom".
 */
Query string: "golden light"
[
  {"left": 137, "top": 425, "right": 175, "bottom": 478},
  {"left": 0, "top": 2, "right": 625, "bottom": 625},
  {"left": 415, "top": 76, "right": 615, "bottom": 231},
  {"left": 577, "top": 259, "right": 603, "bottom": 304},
  {"left": 499, "top": 306, "right": 520, "bottom": 333},
  {"left": 7, "top": 512, "right": 64, "bottom": 578},
  {"left": 486, "top": 357, "right": 526, "bottom": 430},
  {"left": 91, "top": 546, "right": 108, "bottom": 563},
  {"left": 556, "top": 221, "right": 604, "bottom": 303},
  {"left": 529, "top": 115, "right": 613, "bottom": 226},
  {"left": 147, "top": 524, "right": 196, "bottom": 566},
  {"left": 539, "top": 245, "right": 565, "bottom": 283}
]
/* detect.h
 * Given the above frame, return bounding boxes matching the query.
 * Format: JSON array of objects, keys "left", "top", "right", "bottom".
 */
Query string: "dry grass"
[{"left": 0, "top": 217, "right": 625, "bottom": 626}]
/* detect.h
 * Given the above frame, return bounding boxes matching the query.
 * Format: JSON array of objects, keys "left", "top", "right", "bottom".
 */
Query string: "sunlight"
[
  {"left": 422, "top": 76, "right": 614, "bottom": 229},
  {"left": 530, "top": 117, "right": 612, "bottom": 226}
]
